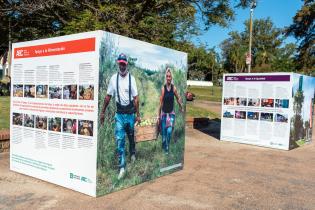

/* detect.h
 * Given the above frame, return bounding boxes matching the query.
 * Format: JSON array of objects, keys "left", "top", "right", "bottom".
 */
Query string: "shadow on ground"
[{"left": 192, "top": 118, "right": 221, "bottom": 140}]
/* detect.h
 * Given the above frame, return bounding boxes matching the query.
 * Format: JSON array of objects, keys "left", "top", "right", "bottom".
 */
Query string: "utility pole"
[{"left": 248, "top": 0, "right": 256, "bottom": 73}]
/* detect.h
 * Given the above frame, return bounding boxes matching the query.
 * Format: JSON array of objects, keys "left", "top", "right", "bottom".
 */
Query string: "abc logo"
[
  {"left": 16, "top": 50, "right": 24, "bottom": 57},
  {"left": 226, "top": 76, "right": 237, "bottom": 81}
]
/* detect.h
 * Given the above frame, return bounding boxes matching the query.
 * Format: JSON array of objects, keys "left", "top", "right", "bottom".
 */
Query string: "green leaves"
[
  {"left": 0, "top": 0, "right": 256, "bottom": 81},
  {"left": 286, "top": 0, "right": 314, "bottom": 74},
  {"left": 271, "top": 43, "right": 297, "bottom": 72},
  {"left": 1, "top": 1, "right": 250, "bottom": 50},
  {"left": 221, "top": 18, "right": 285, "bottom": 73}
]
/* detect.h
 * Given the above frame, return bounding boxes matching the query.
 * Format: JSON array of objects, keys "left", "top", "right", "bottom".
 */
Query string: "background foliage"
[{"left": 0, "top": 0, "right": 313, "bottom": 83}]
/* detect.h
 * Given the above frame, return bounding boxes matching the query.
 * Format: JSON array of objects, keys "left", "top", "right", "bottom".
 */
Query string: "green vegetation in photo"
[
  {"left": 296, "top": 139, "right": 306, "bottom": 147},
  {"left": 0, "top": 97, "right": 10, "bottom": 130},
  {"left": 96, "top": 33, "right": 186, "bottom": 195},
  {"left": 289, "top": 75, "right": 315, "bottom": 149}
]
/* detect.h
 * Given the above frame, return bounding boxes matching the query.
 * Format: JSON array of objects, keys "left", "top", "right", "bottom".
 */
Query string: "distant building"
[{"left": 187, "top": 80, "right": 213, "bottom": 87}]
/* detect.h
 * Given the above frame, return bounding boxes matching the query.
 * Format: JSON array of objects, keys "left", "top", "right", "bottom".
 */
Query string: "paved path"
[{"left": 1, "top": 126, "right": 315, "bottom": 210}]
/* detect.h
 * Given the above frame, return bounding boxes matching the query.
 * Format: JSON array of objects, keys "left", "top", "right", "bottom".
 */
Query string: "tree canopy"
[
  {"left": 286, "top": 0, "right": 314, "bottom": 75},
  {"left": 0, "top": 0, "right": 253, "bottom": 80},
  {"left": 1, "top": 0, "right": 313, "bottom": 80},
  {"left": 220, "top": 18, "right": 284, "bottom": 73},
  {"left": 0, "top": 0, "right": 250, "bottom": 51}
]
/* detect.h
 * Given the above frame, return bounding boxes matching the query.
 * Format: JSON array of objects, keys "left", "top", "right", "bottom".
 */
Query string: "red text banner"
[{"left": 14, "top": 38, "right": 95, "bottom": 59}]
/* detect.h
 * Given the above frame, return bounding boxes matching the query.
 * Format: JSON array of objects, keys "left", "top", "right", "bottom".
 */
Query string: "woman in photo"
[{"left": 158, "top": 67, "right": 184, "bottom": 154}]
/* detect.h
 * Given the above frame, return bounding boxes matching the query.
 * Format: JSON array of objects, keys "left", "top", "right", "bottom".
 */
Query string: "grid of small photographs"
[
  {"left": 223, "top": 110, "right": 235, "bottom": 118},
  {"left": 247, "top": 112, "right": 259, "bottom": 120},
  {"left": 223, "top": 97, "right": 289, "bottom": 123},
  {"left": 261, "top": 99, "right": 274, "bottom": 107},
  {"left": 260, "top": 112, "right": 274, "bottom": 122},
  {"left": 235, "top": 111, "right": 246, "bottom": 119},
  {"left": 49, "top": 86, "right": 62, "bottom": 99},
  {"left": 24, "top": 85, "right": 35, "bottom": 98},
  {"left": 275, "top": 99, "right": 289, "bottom": 108},
  {"left": 24, "top": 114, "right": 34, "bottom": 127},
  {"left": 11, "top": 112, "right": 93, "bottom": 137},
  {"left": 222, "top": 110, "right": 290, "bottom": 123},
  {"left": 63, "top": 118, "right": 77, "bottom": 134},
  {"left": 13, "top": 84, "right": 94, "bottom": 101},
  {"left": 78, "top": 120, "right": 94, "bottom": 136},
  {"left": 35, "top": 116, "right": 48, "bottom": 130},
  {"left": 223, "top": 97, "right": 289, "bottom": 109},
  {"left": 36, "top": 85, "right": 48, "bottom": 99},
  {"left": 63, "top": 85, "right": 77, "bottom": 100},
  {"left": 79, "top": 85, "right": 94, "bottom": 100},
  {"left": 12, "top": 113, "right": 23, "bottom": 126},
  {"left": 222, "top": 110, "right": 288, "bottom": 123},
  {"left": 48, "top": 117, "right": 62, "bottom": 132},
  {"left": 13, "top": 85, "right": 23, "bottom": 97},
  {"left": 275, "top": 113, "right": 288, "bottom": 123},
  {"left": 247, "top": 98, "right": 260, "bottom": 107},
  {"left": 236, "top": 98, "right": 247, "bottom": 106}
]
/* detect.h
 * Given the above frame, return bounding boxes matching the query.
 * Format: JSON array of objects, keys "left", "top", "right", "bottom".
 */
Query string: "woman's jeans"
[{"left": 161, "top": 114, "right": 175, "bottom": 153}]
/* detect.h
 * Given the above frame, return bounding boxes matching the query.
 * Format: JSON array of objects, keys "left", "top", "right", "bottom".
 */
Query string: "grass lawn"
[
  {"left": 0, "top": 96, "right": 10, "bottom": 130},
  {"left": 188, "top": 86, "right": 222, "bottom": 102},
  {"left": 186, "top": 102, "right": 220, "bottom": 119},
  {"left": 186, "top": 86, "right": 222, "bottom": 119}
]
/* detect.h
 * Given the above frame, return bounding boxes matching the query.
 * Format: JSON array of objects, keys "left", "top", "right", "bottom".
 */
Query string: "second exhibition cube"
[{"left": 220, "top": 73, "right": 315, "bottom": 150}]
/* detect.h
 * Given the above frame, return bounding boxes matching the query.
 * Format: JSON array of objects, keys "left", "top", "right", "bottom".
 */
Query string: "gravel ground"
[
  {"left": 1, "top": 101, "right": 314, "bottom": 209},
  {"left": 1, "top": 124, "right": 315, "bottom": 209}
]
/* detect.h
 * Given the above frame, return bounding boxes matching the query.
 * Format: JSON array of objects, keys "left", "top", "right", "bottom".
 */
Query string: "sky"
[
  {"left": 192, "top": 0, "right": 303, "bottom": 52},
  {"left": 109, "top": 33, "right": 187, "bottom": 71}
]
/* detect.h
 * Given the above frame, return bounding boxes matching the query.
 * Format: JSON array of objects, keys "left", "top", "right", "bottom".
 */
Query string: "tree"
[
  {"left": 1, "top": 0, "right": 252, "bottom": 82},
  {"left": 220, "top": 18, "right": 283, "bottom": 73},
  {"left": 286, "top": 0, "right": 315, "bottom": 74},
  {"left": 248, "top": 18, "right": 283, "bottom": 67},
  {"left": 175, "top": 41, "right": 219, "bottom": 80},
  {"left": 61, "top": 1, "right": 253, "bottom": 47},
  {"left": 0, "top": 0, "right": 251, "bottom": 49},
  {"left": 290, "top": 87, "right": 305, "bottom": 147},
  {"left": 271, "top": 43, "right": 297, "bottom": 72},
  {"left": 0, "top": 0, "right": 77, "bottom": 55},
  {"left": 220, "top": 31, "right": 248, "bottom": 73}
]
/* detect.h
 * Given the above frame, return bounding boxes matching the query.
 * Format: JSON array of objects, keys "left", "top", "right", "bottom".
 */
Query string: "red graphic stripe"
[{"left": 14, "top": 37, "right": 95, "bottom": 59}]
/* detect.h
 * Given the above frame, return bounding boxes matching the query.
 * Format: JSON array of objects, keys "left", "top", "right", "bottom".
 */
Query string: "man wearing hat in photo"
[{"left": 100, "top": 53, "right": 141, "bottom": 179}]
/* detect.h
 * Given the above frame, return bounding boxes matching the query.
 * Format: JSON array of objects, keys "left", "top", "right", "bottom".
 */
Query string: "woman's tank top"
[{"left": 162, "top": 84, "right": 174, "bottom": 113}]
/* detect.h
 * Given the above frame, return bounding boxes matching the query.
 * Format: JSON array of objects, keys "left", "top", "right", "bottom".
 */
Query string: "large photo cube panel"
[{"left": 10, "top": 31, "right": 187, "bottom": 197}]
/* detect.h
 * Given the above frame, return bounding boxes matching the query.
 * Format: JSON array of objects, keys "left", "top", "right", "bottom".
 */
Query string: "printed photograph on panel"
[
  {"left": 290, "top": 74, "right": 315, "bottom": 148},
  {"left": 97, "top": 32, "right": 187, "bottom": 195}
]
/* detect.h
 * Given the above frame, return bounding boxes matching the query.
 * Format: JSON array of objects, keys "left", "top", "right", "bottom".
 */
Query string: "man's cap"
[{"left": 117, "top": 53, "right": 128, "bottom": 64}]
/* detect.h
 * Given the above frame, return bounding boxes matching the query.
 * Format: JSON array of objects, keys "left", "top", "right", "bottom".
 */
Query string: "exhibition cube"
[
  {"left": 221, "top": 73, "right": 315, "bottom": 150},
  {"left": 10, "top": 31, "right": 187, "bottom": 196}
]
